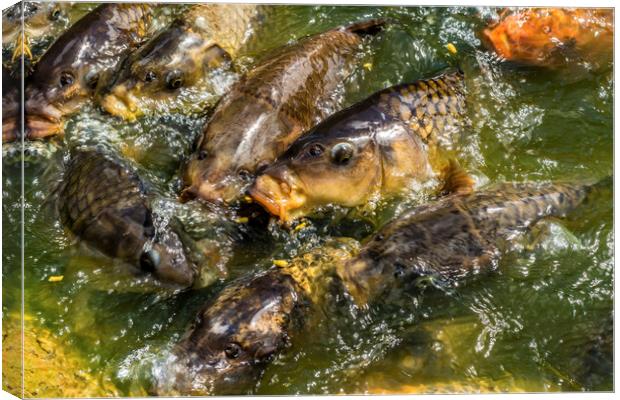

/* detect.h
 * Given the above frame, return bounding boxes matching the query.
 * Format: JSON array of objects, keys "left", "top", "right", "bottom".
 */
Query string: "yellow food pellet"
[
  {"left": 243, "top": 195, "right": 253, "bottom": 203},
  {"left": 363, "top": 62, "right": 373, "bottom": 71},
  {"left": 294, "top": 222, "right": 307, "bottom": 232},
  {"left": 235, "top": 217, "right": 249, "bottom": 224},
  {"left": 273, "top": 260, "right": 289, "bottom": 267},
  {"left": 446, "top": 43, "right": 457, "bottom": 54},
  {"left": 48, "top": 275, "right": 64, "bottom": 283}
]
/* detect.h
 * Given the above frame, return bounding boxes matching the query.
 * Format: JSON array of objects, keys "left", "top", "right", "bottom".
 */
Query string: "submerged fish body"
[
  {"left": 250, "top": 70, "right": 467, "bottom": 222},
  {"left": 156, "top": 240, "right": 359, "bottom": 395},
  {"left": 482, "top": 8, "right": 613, "bottom": 69},
  {"left": 11, "top": 3, "right": 153, "bottom": 142},
  {"left": 163, "top": 179, "right": 598, "bottom": 394},
  {"left": 57, "top": 149, "right": 196, "bottom": 287},
  {"left": 157, "top": 269, "right": 299, "bottom": 395},
  {"left": 181, "top": 20, "right": 385, "bottom": 204},
  {"left": 99, "top": 4, "right": 258, "bottom": 121},
  {"left": 338, "top": 181, "right": 595, "bottom": 305}
]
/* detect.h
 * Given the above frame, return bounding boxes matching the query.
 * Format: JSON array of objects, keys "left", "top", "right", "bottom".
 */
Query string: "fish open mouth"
[
  {"left": 2, "top": 117, "right": 19, "bottom": 142},
  {"left": 249, "top": 174, "right": 307, "bottom": 222},
  {"left": 25, "top": 115, "right": 63, "bottom": 140},
  {"left": 100, "top": 88, "right": 141, "bottom": 121},
  {"left": 179, "top": 182, "right": 231, "bottom": 205},
  {"left": 248, "top": 184, "right": 282, "bottom": 219}
]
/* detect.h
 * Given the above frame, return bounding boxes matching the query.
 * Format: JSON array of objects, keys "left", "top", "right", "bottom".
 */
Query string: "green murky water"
[{"left": 2, "top": 4, "right": 613, "bottom": 396}]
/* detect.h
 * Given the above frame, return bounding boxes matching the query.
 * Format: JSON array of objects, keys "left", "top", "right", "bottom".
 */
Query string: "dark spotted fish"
[
  {"left": 155, "top": 240, "right": 358, "bottom": 395},
  {"left": 338, "top": 181, "right": 599, "bottom": 305},
  {"left": 56, "top": 148, "right": 196, "bottom": 287},
  {"left": 250, "top": 70, "right": 470, "bottom": 222},
  {"left": 7, "top": 3, "right": 153, "bottom": 142},
  {"left": 159, "top": 179, "right": 601, "bottom": 394},
  {"left": 99, "top": 3, "right": 258, "bottom": 121},
  {"left": 181, "top": 20, "right": 385, "bottom": 204}
]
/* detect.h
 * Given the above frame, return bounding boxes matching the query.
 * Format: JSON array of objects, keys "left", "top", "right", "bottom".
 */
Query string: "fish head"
[
  {"left": 139, "top": 231, "right": 197, "bottom": 288},
  {"left": 99, "top": 24, "right": 229, "bottom": 121},
  {"left": 181, "top": 102, "right": 280, "bottom": 204},
  {"left": 2, "top": 2, "right": 66, "bottom": 41},
  {"left": 250, "top": 122, "right": 384, "bottom": 222},
  {"left": 181, "top": 151, "right": 253, "bottom": 205},
  {"left": 155, "top": 271, "right": 296, "bottom": 395},
  {"left": 24, "top": 39, "right": 102, "bottom": 140},
  {"left": 24, "top": 2, "right": 70, "bottom": 37}
]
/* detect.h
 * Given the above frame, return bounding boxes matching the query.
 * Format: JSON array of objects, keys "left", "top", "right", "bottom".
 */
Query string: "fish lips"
[
  {"left": 148, "top": 241, "right": 198, "bottom": 288},
  {"left": 249, "top": 172, "right": 307, "bottom": 222},
  {"left": 153, "top": 352, "right": 259, "bottom": 396},
  {"left": 180, "top": 177, "right": 245, "bottom": 205},
  {"left": 99, "top": 84, "right": 142, "bottom": 121},
  {"left": 24, "top": 115, "right": 63, "bottom": 140},
  {"left": 2, "top": 116, "right": 20, "bottom": 142}
]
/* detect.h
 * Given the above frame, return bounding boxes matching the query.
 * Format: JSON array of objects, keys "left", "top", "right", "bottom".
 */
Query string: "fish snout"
[
  {"left": 23, "top": 99, "right": 64, "bottom": 140},
  {"left": 153, "top": 350, "right": 256, "bottom": 395},
  {"left": 2, "top": 116, "right": 19, "bottom": 142},
  {"left": 181, "top": 169, "right": 244, "bottom": 205},
  {"left": 100, "top": 85, "right": 141, "bottom": 121},
  {"left": 24, "top": 114, "right": 62, "bottom": 140},
  {"left": 148, "top": 242, "right": 197, "bottom": 288},
  {"left": 249, "top": 168, "right": 307, "bottom": 222}
]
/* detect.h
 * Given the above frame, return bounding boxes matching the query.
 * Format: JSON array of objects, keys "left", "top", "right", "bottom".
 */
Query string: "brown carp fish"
[
  {"left": 6, "top": 3, "right": 153, "bottom": 142},
  {"left": 338, "top": 180, "right": 602, "bottom": 306},
  {"left": 56, "top": 148, "right": 197, "bottom": 287},
  {"left": 180, "top": 19, "right": 385, "bottom": 205},
  {"left": 154, "top": 239, "right": 358, "bottom": 395},
  {"left": 99, "top": 4, "right": 259, "bottom": 121},
  {"left": 250, "top": 70, "right": 471, "bottom": 223},
  {"left": 158, "top": 179, "right": 601, "bottom": 394}
]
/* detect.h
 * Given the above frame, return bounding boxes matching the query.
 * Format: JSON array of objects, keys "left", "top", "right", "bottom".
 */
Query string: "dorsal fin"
[{"left": 344, "top": 19, "right": 386, "bottom": 37}]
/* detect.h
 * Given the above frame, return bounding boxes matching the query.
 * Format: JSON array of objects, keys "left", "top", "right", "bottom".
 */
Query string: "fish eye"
[
  {"left": 144, "top": 70, "right": 156, "bottom": 83},
  {"left": 306, "top": 143, "right": 324, "bottom": 157},
  {"left": 197, "top": 150, "right": 208, "bottom": 160},
  {"left": 59, "top": 72, "right": 74, "bottom": 88},
  {"left": 238, "top": 169, "right": 251, "bottom": 181},
  {"left": 50, "top": 6, "right": 62, "bottom": 20},
  {"left": 256, "top": 161, "right": 269, "bottom": 174},
  {"left": 84, "top": 70, "right": 99, "bottom": 90},
  {"left": 166, "top": 70, "right": 184, "bottom": 90},
  {"left": 224, "top": 343, "right": 242, "bottom": 359},
  {"left": 330, "top": 142, "right": 354, "bottom": 165},
  {"left": 139, "top": 249, "right": 160, "bottom": 272}
]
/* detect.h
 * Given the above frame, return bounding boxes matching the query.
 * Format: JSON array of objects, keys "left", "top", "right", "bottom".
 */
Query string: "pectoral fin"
[{"left": 440, "top": 158, "right": 475, "bottom": 195}]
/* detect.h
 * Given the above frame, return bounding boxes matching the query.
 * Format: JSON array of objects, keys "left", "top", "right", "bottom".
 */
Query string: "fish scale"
[
  {"left": 338, "top": 181, "right": 595, "bottom": 306},
  {"left": 56, "top": 149, "right": 196, "bottom": 287},
  {"left": 378, "top": 70, "right": 466, "bottom": 143}
]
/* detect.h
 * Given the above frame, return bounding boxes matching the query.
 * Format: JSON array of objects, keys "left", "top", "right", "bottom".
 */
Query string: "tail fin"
[
  {"left": 345, "top": 18, "right": 386, "bottom": 37},
  {"left": 590, "top": 174, "right": 613, "bottom": 191}
]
